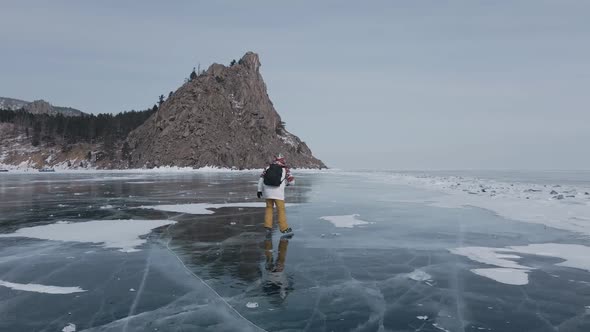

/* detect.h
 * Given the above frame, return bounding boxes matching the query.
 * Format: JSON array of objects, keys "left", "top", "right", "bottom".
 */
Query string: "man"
[{"left": 257, "top": 154, "right": 294, "bottom": 236}]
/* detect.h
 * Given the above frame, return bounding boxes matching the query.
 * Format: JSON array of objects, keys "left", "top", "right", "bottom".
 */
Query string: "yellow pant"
[
  {"left": 265, "top": 238, "right": 289, "bottom": 272},
  {"left": 265, "top": 199, "right": 288, "bottom": 231}
]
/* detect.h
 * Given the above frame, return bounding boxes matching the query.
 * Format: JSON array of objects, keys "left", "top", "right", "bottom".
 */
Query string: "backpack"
[{"left": 263, "top": 164, "right": 284, "bottom": 186}]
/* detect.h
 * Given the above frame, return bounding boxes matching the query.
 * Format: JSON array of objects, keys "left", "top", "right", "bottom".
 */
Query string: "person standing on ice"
[{"left": 257, "top": 154, "right": 294, "bottom": 236}]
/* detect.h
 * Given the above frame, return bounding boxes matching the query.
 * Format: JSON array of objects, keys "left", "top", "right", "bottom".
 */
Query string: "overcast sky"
[{"left": 1, "top": 1, "right": 589, "bottom": 170}]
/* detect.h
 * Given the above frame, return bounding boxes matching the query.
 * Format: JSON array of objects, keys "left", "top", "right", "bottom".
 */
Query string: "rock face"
[
  {"left": 126, "top": 52, "right": 326, "bottom": 169},
  {"left": 0, "top": 97, "right": 85, "bottom": 116},
  {"left": 24, "top": 100, "right": 58, "bottom": 115}
]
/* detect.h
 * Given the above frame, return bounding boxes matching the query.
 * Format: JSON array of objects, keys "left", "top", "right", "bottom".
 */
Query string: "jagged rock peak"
[
  {"left": 206, "top": 51, "right": 261, "bottom": 76},
  {"left": 239, "top": 51, "right": 261, "bottom": 71},
  {"left": 125, "top": 52, "right": 326, "bottom": 169}
]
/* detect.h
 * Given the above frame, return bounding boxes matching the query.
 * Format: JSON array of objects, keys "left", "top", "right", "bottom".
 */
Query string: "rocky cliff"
[{"left": 126, "top": 52, "right": 325, "bottom": 169}]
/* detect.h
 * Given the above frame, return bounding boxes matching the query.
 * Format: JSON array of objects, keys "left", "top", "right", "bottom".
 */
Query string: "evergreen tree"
[
  {"left": 230, "top": 59, "right": 237, "bottom": 66},
  {"left": 158, "top": 95, "right": 165, "bottom": 107},
  {"left": 190, "top": 67, "right": 197, "bottom": 81},
  {"left": 31, "top": 121, "right": 41, "bottom": 146}
]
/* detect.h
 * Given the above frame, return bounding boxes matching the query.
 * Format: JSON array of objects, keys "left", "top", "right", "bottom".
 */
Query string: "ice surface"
[
  {"left": 3, "top": 170, "right": 590, "bottom": 331},
  {"left": 141, "top": 202, "right": 296, "bottom": 215},
  {"left": 0, "top": 219, "right": 176, "bottom": 252},
  {"left": 319, "top": 214, "right": 372, "bottom": 228},
  {"left": 0, "top": 280, "right": 86, "bottom": 294}
]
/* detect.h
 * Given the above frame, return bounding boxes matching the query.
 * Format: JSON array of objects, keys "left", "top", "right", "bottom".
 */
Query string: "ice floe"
[
  {"left": 0, "top": 219, "right": 176, "bottom": 252},
  {"left": 451, "top": 243, "right": 590, "bottom": 285},
  {"left": 140, "top": 202, "right": 296, "bottom": 215},
  {"left": 319, "top": 214, "right": 373, "bottom": 228},
  {"left": 0, "top": 280, "right": 86, "bottom": 294}
]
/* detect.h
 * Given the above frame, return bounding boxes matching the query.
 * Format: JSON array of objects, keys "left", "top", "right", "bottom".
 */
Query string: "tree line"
[{"left": 0, "top": 107, "right": 156, "bottom": 147}]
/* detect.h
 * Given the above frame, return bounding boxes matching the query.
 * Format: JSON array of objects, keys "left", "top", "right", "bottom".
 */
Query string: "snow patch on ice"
[
  {"left": 141, "top": 202, "right": 296, "bottom": 215},
  {"left": 451, "top": 243, "right": 590, "bottom": 285},
  {"left": 405, "top": 269, "right": 433, "bottom": 281},
  {"left": 509, "top": 243, "right": 590, "bottom": 271},
  {"left": 0, "top": 219, "right": 176, "bottom": 252},
  {"left": 0, "top": 280, "right": 86, "bottom": 294},
  {"left": 471, "top": 268, "right": 529, "bottom": 286},
  {"left": 62, "top": 323, "right": 76, "bottom": 332},
  {"left": 433, "top": 323, "right": 451, "bottom": 332},
  {"left": 319, "top": 214, "right": 373, "bottom": 228},
  {"left": 246, "top": 302, "right": 259, "bottom": 308}
]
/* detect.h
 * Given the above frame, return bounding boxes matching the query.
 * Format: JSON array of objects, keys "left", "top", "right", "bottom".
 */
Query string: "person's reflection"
[{"left": 262, "top": 235, "right": 292, "bottom": 301}]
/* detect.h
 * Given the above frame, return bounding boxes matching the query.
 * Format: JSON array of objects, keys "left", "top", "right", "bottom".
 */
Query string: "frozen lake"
[{"left": 1, "top": 170, "right": 590, "bottom": 331}]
